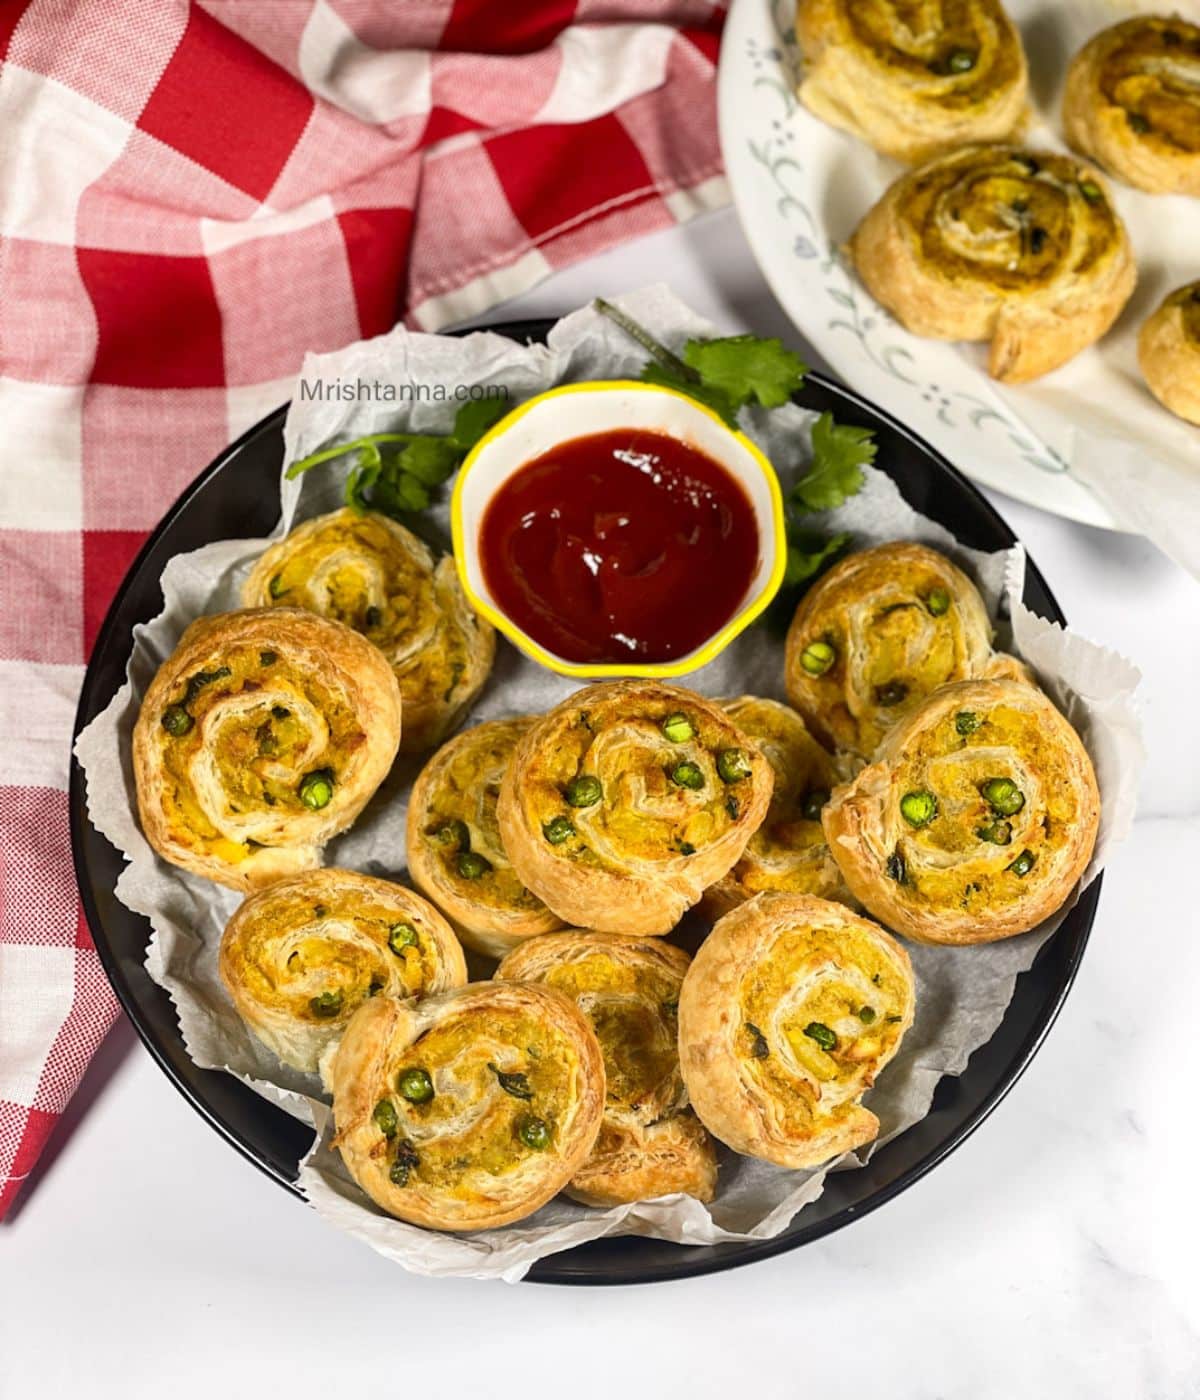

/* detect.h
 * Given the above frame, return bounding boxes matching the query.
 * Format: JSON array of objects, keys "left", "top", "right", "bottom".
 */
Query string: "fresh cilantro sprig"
[{"left": 285, "top": 397, "right": 510, "bottom": 518}]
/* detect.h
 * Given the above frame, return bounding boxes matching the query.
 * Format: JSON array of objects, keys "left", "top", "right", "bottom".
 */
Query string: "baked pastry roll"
[
  {"left": 329, "top": 981, "right": 605, "bottom": 1231},
  {"left": 407, "top": 718, "right": 564, "bottom": 959},
  {"left": 784, "top": 542, "right": 1017, "bottom": 760},
  {"left": 1064, "top": 16, "right": 1200, "bottom": 197},
  {"left": 242, "top": 508, "right": 494, "bottom": 753},
  {"left": 219, "top": 869, "right": 467, "bottom": 1074},
  {"left": 1138, "top": 280, "right": 1200, "bottom": 426},
  {"left": 704, "top": 697, "right": 852, "bottom": 917},
  {"left": 497, "top": 681, "right": 773, "bottom": 936},
  {"left": 496, "top": 932, "right": 717, "bottom": 1207},
  {"left": 823, "top": 678, "right": 1100, "bottom": 945},
  {"left": 796, "top": 0, "right": 1029, "bottom": 165},
  {"left": 849, "top": 145, "right": 1137, "bottom": 383},
  {"left": 678, "top": 892, "right": 914, "bottom": 1169},
  {"left": 133, "top": 608, "right": 401, "bottom": 890}
]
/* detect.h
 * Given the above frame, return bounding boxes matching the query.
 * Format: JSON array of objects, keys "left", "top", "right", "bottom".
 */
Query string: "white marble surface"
[{"left": 4, "top": 209, "right": 1199, "bottom": 1398}]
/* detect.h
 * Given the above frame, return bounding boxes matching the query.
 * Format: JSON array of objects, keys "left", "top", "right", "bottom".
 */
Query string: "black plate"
[{"left": 70, "top": 318, "right": 1100, "bottom": 1285}]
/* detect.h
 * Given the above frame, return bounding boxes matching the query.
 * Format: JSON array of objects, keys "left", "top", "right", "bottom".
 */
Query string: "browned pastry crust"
[
  {"left": 496, "top": 932, "right": 717, "bottom": 1207},
  {"left": 1138, "top": 280, "right": 1200, "bottom": 425},
  {"left": 849, "top": 145, "right": 1137, "bottom": 383},
  {"left": 822, "top": 678, "right": 1100, "bottom": 945},
  {"left": 133, "top": 607, "right": 401, "bottom": 890}
]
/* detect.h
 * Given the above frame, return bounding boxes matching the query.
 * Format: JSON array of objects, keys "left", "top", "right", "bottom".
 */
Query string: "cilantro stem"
[
  {"left": 592, "top": 299, "right": 700, "bottom": 383},
  {"left": 285, "top": 434, "right": 424, "bottom": 480}
]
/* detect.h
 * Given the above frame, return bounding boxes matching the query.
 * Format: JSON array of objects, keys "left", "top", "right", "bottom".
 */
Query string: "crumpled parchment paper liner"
[{"left": 75, "top": 287, "right": 1144, "bottom": 1280}]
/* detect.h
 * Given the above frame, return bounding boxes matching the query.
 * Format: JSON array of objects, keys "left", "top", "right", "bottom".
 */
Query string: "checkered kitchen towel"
[{"left": 0, "top": 0, "right": 727, "bottom": 1218}]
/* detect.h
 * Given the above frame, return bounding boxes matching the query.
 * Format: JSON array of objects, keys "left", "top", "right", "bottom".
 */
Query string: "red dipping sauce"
[{"left": 479, "top": 428, "right": 759, "bottom": 664}]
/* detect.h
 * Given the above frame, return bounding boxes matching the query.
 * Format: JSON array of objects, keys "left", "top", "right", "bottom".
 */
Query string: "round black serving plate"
[{"left": 70, "top": 318, "right": 1100, "bottom": 1285}]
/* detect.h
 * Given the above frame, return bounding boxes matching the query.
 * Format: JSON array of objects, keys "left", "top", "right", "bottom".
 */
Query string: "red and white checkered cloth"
[{"left": 0, "top": 0, "right": 727, "bottom": 1219}]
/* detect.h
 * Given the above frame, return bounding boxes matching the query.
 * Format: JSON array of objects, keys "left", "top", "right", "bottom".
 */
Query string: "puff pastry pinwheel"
[
  {"left": 823, "top": 678, "right": 1100, "bottom": 945},
  {"left": 849, "top": 145, "right": 1137, "bottom": 383},
  {"left": 497, "top": 681, "right": 773, "bottom": 937},
  {"left": 796, "top": 0, "right": 1029, "bottom": 165},
  {"left": 678, "top": 892, "right": 914, "bottom": 1169},
  {"left": 496, "top": 933, "right": 717, "bottom": 1207},
  {"left": 407, "top": 718, "right": 564, "bottom": 960},
  {"left": 242, "top": 507, "right": 494, "bottom": 753},
  {"left": 329, "top": 981, "right": 605, "bottom": 1230},
  {"left": 784, "top": 542, "right": 1019, "bottom": 760},
  {"left": 219, "top": 869, "right": 466, "bottom": 1074},
  {"left": 1138, "top": 280, "right": 1200, "bottom": 425},
  {"left": 1064, "top": 16, "right": 1200, "bottom": 198},
  {"left": 133, "top": 608, "right": 401, "bottom": 890},
  {"left": 703, "top": 697, "right": 852, "bottom": 917}
]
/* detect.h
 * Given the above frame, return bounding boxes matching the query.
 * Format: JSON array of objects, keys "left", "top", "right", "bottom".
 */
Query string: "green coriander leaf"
[
  {"left": 451, "top": 397, "right": 510, "bottom": 451},
  {"left": 344, "top": 442, "right": 382, "bottom": 511},
  {"left": 640, "top": 362, "right": 738, "bottom": 427},
  {"left": 783, "top": 530, "right": 852, "bottom": 588},
  {"left": 371, "top": 471, "right": 430, "bottom": 514},
  {"left": 397, "top": 436, "right": 461, "bottom": 487},
  {"left": 682, "top": 335, "right": 807, "bottom": 410},
  {"left": 791, "top": 412, "right": 876, "bottom": 513}
]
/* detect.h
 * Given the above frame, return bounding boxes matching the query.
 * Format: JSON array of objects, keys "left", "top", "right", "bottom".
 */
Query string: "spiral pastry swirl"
[
  {"left": 1138, "top": 280, "right": 1200, "bottom": 425},
  {"left": 497, "top": 681, "right": 773, "bottom": 937},
  {"left": 823, "top": 678, "right": 1100, "bottom": 945},
  {"left": 219, "top": 869, "right": 466, "bottom": 1075},
  {"left": 678, "top": 893, "right": 915, "bottom": 1169},
  {"left": 407, "top": 718, "right": 564, "bottom": 960},
  {"left": 133, "top": 608, "right": 401, "bottom": 890},
  {"left": 784, "top": 542, "right": 1023, "bottom": 760},
  {"left": 497, "top": 933, "right": 717, "bottom": 1207},
  {"left": 796, "top": 0, "right": 1029, "bottom": 164},
  {"left": 1064, "top": 16, "right": 1200, "bottom": 197},
  {"left": 329, "top": 982, "right": 605, "bottom": 1230},
  {"left": 243, "top": 508, "right": 494, "bottom": 753},
  {"left": 704, "top": 697, "right": 852, "bottom": 917},
  {"left": 849, "top": 145, "right": 1137, "bottom": 382}
]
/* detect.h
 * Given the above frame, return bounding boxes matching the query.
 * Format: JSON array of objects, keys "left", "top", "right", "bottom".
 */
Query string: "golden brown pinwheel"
[
  {"left": 849, "top": 145, "right": 1137, "bottom": 383},
  {"left": 243, "top": 507, "right": 493, "bottom": 752},
  {"left": 823, "top": 678, "right": 1100, "bottom": 945},
  {"left": 133, "top": 608, "right": 401, "bottom": 890},
  {"left": 497, "top": 681, "right": 773, "bottom": 936},
  {"left": 1064, "top": 15, "right": 1200, "bottom": 197},
  {"left": 407, "top": 718, "right": 564, "bottom": 959},
  {"left": 329, "top": 981, "right": 605, "bottom": 1230},
  {"left": 496, "top": 932, "right": 717, "bottom": 1207},
  {"left": 784, "top": 542, "right": 1021, "bottom": 761},
  {"left": 1138, "top": 280, "right": 1200, "bottom": 426},
  {"left": 678, "top": 892, "right": 915, "bottom": 1170},
  {"left": 797, "top": 0, "right": 1029, "bottom": 164},
  {"left": 704, "top": 697, "right": 852, "bottom": 917},
  {"left": 219, "top": 869, "right": 467, "bottom": 1075}
]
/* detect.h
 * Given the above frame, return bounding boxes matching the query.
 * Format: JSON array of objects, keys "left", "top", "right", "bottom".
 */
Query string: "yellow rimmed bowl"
[{"left": 450, "top": 380, "right": 787, "bottom": 679}]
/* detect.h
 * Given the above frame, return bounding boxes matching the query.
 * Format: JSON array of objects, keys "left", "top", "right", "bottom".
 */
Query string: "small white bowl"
[{"left": 450, "top": 380, "right": 787, "bottom": 679}]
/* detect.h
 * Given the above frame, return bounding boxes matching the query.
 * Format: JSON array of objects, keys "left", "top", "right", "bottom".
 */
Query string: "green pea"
[
  {"left": 364, "top": 606, "right": 382, "bottom": 628},
  {"left": 800, "top": 640, "right": 836, "bottom": 676},
  {"left": 268, "top": 573, "right": 287, "bottom": 598},
  {"left": 309, "top": 989, "right": 343, "bottom": 1018},
  {"left": 457, "top": 851, "right": 492, "bottom": 880},
  {"left": 432, "top": 818, "right": 470, "bottom": 852},
  {"left": 955, "top": 711, "right": 981, "bottom": 735},
  {"left": 1127, "top": 111, "right": 1150, "bottom": 134},
  {"left": 387, "top": 922, "right": 418, "bottom": 955},
  {"left": 858, "top": 1006, "right": 877, "bottom": 1025},
  {"left": 161, "top": 704, "right": 194, "bottom": 737},
  {"left": 976, "top": 820, "right": 1013, "bottom": 846},
  {"left": 801, "top": 789, "right": 829, "bottom": 822},
  {"left": 518, "top": 1115, "right": 552, "bottom": 1151},
  {"left": 259, "top": 650, "right": 277, "bottom": 667},
  {"left": 564, "top": 775, "right": 602, "bottom": 808},
  {"left": 676, "top": 840, "right": 696, "bottom": 856},
  {"left": 389, "top": 1139, "right": 419, "bottom": 1187},
  {"left": 803, "top": 1021, "right": 838, "bottom": 1052},
  {"left": 373, "top": 1098, "right": 398, "bottom": 1137},
  {"left": 669, "top": 761, "right": 705, "bottom": 791},
  {"left": 1079, "top": 179, "right": 1103, "bottom": 203},
  {"left": 661, "top": 713, "right": 695, "bottom": 744},
  {"left": 745, "top": 1023, "right": 769, "bottom": 1059},
  {"left": 886, "top": 851, "right": 907, "bottom": 884},
  {"left": 717, "top": 748, "right": 752, "bottom": 784},
  {"left": 926, "top": 588, "right": 951, "bottom": 617},
  {"left": 981, "top": 777, "right": 1025, "bottom": 816},
  {"left": 397, "top": 1067, "right": 434, "bottom": 1103},
  {"left": 900, "top": 790, "right": 937, "bottom": 828},
  {"left": 947, "top": 47, "right": 976, "bottom": 72},
  {"left": 543, "top": 816, "right": 575, "bottom": 845},
  {"left": 299, "top": 769, "right": 334, "bottom": 810},
  {"left": 1006, "top": 849, "right": 1037, "bottom": 878},
  {"left": 874, "top": 681, "right": 908, "bottom": 707}
]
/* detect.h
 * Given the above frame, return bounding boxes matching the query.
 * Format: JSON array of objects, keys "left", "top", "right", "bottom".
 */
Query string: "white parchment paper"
[{"left": 75, "top": 288, "right": 1144, "bottom": 1281}]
